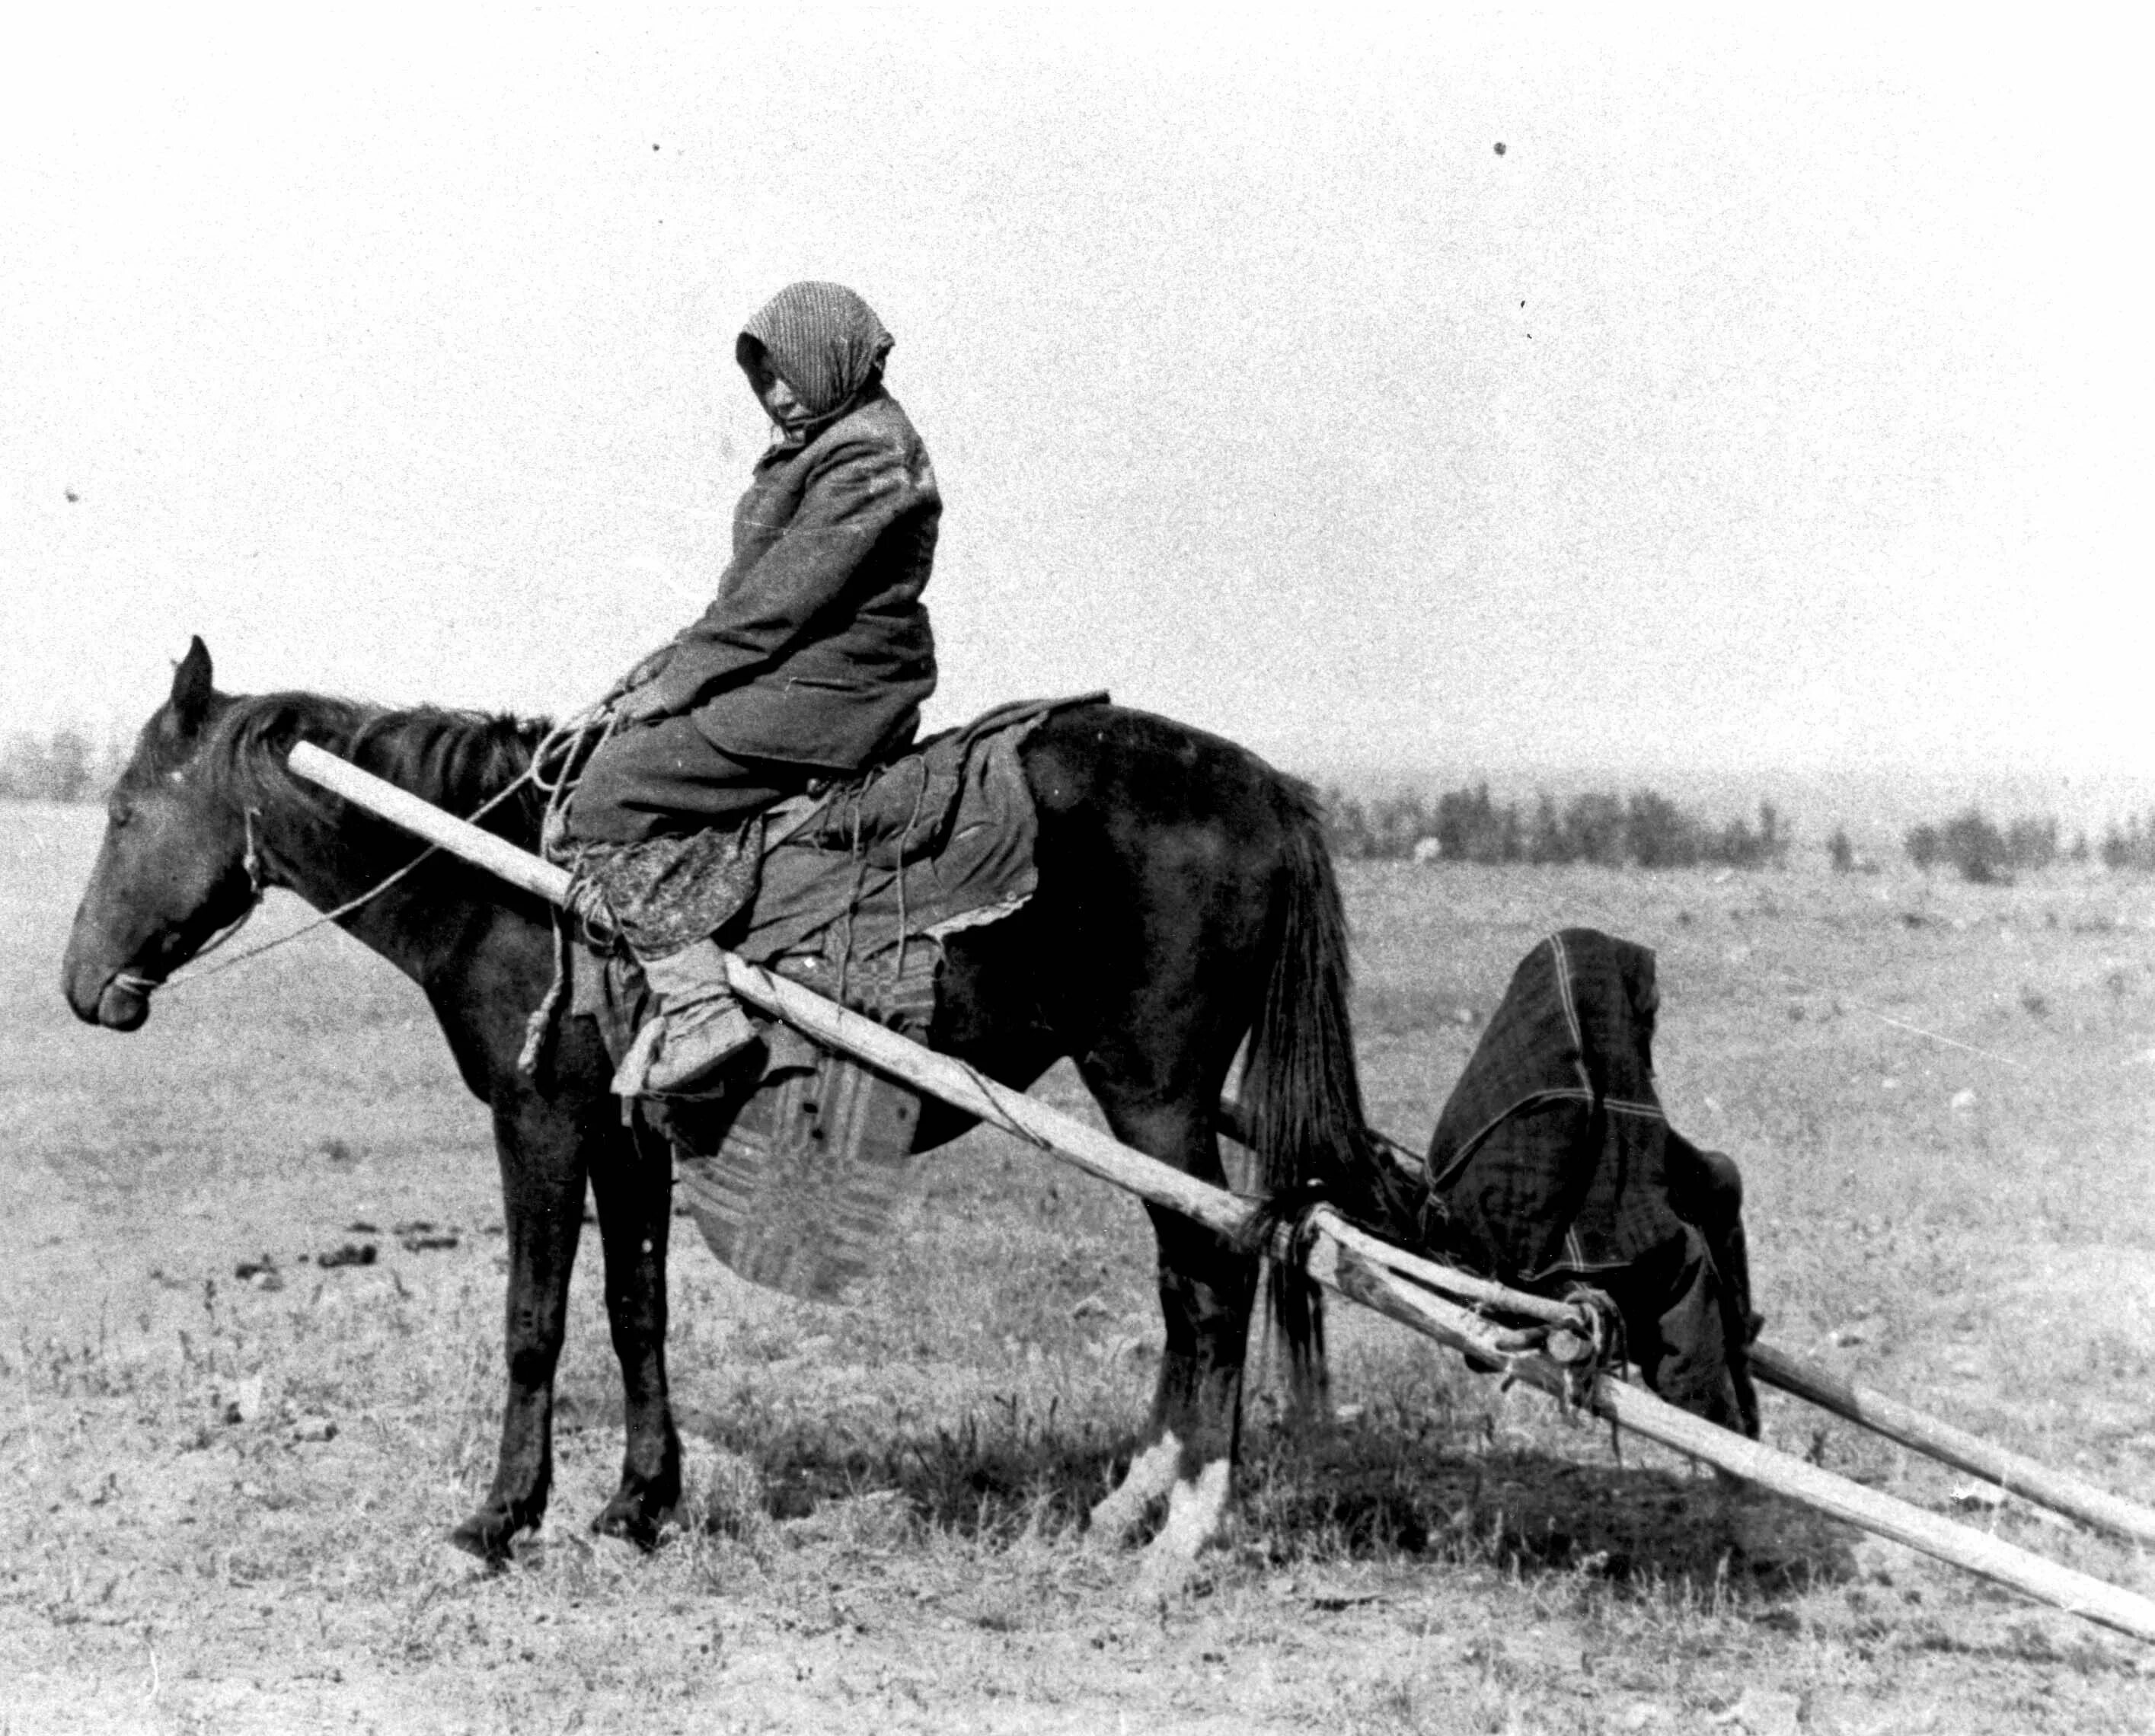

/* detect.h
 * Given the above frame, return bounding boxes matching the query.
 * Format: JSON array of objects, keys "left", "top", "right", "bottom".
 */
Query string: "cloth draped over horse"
[{"left": 542, "top": 694, "right": 1101, "bottom": 1300}]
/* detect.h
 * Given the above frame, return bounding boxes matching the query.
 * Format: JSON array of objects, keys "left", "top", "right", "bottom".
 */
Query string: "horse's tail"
[{"left": 1239, "top": 780, "right": 1417, "bottom": 1396}]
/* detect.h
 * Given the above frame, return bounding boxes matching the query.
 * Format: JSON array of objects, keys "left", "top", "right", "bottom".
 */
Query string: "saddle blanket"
[{"left": 563, "top": 694, "right": 1103, "bottom": 1302}]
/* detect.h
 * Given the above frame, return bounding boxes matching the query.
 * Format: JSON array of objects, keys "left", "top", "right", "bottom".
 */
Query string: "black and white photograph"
[{"left": 5, "top": 6, "right": 2153, "bottom": 1730}]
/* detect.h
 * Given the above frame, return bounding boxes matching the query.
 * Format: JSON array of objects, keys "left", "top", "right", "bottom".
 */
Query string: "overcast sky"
[{"left": 3, "top": 6, "right": 2149, "bottom": 782}]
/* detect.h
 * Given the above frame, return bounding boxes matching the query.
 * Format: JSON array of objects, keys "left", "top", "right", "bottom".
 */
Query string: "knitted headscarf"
[{"left": 736, "top": 282, "right": 894, "bottom": 434}]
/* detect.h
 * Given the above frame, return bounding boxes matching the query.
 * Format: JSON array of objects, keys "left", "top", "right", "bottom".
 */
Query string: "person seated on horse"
[{"left": 563, "top": 281, "right": 940, "bottom": 1095}]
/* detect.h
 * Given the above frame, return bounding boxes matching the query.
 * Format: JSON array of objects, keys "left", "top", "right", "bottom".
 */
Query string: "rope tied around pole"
[{"left": 1488, "top": 1283, "right": 1626, "bottom": 1415}]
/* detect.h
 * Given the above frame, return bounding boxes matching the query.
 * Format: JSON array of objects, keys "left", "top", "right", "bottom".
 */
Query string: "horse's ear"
[{"left": 168, "top": 637, "right": 214, "bottom": 736}]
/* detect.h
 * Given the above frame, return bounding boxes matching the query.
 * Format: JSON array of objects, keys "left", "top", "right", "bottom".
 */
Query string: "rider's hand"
[{"left": 612, "top": 683, "right": 673, "bottom": 725}]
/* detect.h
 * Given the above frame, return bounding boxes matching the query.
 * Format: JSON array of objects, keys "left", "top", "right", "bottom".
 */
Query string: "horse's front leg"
[
  {"left": 586, "top": 1112, "right": 682, "bottom": 1547},
  {"left": 449, "top": 1091, "right": 589, "bottom": 1564},
  {"left": 1084, "top": 1101, "right": 1256, "bottom": 1588}
]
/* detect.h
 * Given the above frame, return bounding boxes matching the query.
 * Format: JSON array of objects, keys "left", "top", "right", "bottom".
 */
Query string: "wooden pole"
[
  {"left": 286, "top": 742, "right": 2155, "bottom": 1645},
  {"left": 1308, "top": 1238, "right": 2155, "bottom": 1646},
  {"left": 1748, "top": 1342, "right": 2155, "bottom": 1549},
  {"left": 289, "top": 742, "right": 573, "bottom": 907}
]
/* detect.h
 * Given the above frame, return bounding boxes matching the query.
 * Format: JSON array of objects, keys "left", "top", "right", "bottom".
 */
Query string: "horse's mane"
[{"left": 200, "top": 690, "right": 554, "bottom": 852}]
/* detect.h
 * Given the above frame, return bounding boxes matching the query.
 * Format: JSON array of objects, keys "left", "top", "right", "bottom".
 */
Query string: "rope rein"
[{"left": 512, "top": 704, "right": 620, "bottom": 1080}]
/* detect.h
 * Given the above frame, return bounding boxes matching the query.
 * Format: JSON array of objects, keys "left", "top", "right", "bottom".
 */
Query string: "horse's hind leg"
[
  {"left": 586, "top": 1115, "right": 682, "bottom": 1546},
  {"left": 1081, "top": 1095, "right": 1256, "bottom": 1584}
]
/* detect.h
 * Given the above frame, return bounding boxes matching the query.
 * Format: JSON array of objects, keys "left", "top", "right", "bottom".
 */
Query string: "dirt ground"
[{"left": 7, "top": 803, "right": 2155, "bottom": 1732}]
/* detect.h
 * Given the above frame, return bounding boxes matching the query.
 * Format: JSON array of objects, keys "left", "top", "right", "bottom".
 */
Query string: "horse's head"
[{"left": 62, "top": 637, "right": 261, "bottom": 1029}]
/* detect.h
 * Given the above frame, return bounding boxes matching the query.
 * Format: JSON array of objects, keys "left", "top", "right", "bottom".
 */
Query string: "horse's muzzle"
[
  {"left": 62, "top": 959, "right": 153, "bottom": 1030},
  {"left": 94, "top": 977, "right": 153, "bottom": 1030}
]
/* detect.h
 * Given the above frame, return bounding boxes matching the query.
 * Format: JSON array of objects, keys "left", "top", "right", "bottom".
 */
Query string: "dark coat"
[{"left": 646, "top": 387, "right": 939, "bottom": 771}]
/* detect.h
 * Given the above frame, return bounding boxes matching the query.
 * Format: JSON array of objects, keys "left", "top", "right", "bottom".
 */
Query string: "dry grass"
[{"left": 5, "top": 806, "right": 2155, "bottom": 1731}]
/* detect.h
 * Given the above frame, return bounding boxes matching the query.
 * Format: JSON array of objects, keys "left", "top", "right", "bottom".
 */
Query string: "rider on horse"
[{"left": 563, "top": 281, "right": 941, "bottom": 1093}]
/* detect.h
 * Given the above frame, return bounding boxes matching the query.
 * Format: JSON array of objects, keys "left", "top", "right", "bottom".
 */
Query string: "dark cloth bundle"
[
  {"left": 1422, "top": 928, "right": 1756, "bottom": 1430},
  {"left": 1427, "top": 928, "right": 1680, "bottom": 1282}
]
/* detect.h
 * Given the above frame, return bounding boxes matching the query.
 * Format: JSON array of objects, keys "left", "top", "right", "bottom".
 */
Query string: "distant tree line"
[
  {"left": 1900, "top": 809, "right": 2064, "bottom": 885},
  {"left": 1321, "top": 782, "right": 1792, "bottom": 869},
  {"left": 2098, "top": 815, "right": 2155, "bottom": 873},
  {"left": 1887, "top": 806, "right": 2155, "bottom": 881},
  {"left": 1326, "top": 783, "right": 2155, "bottom": 880},
  {"left": 0, "top": 726, "right": 120, "bottom": 803}
]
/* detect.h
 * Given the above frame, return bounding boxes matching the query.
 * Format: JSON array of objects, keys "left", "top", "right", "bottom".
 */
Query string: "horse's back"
[
  {"left": 918, "top": 703, "right": 1312, "bottom": 1091},
  {"left": 1020, "top": 701, "right": 1313, "bottom": 840}
]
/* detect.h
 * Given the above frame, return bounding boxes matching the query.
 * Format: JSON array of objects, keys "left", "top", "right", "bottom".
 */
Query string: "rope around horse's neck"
[{"left": 137, "top": 706, "right": 609, "bottom": 999}]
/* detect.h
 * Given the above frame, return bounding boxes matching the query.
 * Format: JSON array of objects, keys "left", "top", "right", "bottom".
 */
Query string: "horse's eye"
[{"left": 108, "top": 805, "right": 132, "bottom": 829}]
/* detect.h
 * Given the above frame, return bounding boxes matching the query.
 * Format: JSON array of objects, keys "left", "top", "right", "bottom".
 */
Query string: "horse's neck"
[{"left": 260, "top": 794, "right": 480, "bottom": 988}]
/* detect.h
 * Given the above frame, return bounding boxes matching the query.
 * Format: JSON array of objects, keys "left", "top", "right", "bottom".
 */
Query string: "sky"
[{"left": 3, "top": 5, "right": 2150, "bottom": 789}]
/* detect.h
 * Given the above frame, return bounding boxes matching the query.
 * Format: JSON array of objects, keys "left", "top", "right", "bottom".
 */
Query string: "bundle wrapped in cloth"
[{"left": 1410, "top": 927, "right": 1760, "bottom": 1433}]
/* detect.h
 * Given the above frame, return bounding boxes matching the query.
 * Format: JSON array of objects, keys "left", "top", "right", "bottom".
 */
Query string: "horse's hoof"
[
  {"left": 1129, "top": 1458, "right": 1231, "bottom": 1598},
  {"left": 591, "top": 1495, "right": 671, "bottom": 1552},
  {"left": 449, "top": 1512, "right": 519, "bottom": 1567},
  {"left": 1086, "top": 1432, "right": 1183, "bottom": 1553}
]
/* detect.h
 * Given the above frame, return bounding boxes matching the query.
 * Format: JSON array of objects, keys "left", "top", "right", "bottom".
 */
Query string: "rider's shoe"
[{"left": 615, "top": 938, "right": 759, "bottom": 1098}]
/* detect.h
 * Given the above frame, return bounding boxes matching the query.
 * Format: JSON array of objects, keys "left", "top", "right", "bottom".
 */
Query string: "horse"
[{"left": 61, "top": 638, "right": 1390, "bottom": 1578}]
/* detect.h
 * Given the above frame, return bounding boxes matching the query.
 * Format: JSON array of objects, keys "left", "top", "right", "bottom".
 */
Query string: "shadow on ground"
[{"left": 631, "top": 1397, "right": 1858, "bottom": 1607}]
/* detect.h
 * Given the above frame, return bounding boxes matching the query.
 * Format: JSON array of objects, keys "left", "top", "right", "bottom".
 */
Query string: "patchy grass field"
[{"left": 5, "top": 802, "right": 2155, "bottom": 1732}]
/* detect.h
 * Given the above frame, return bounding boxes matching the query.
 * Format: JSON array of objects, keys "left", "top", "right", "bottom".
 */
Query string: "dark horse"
[{"left": 62, "top": 640, "right": 1387, "bottom": 1578}]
